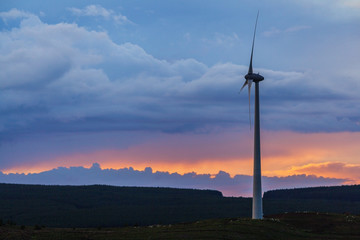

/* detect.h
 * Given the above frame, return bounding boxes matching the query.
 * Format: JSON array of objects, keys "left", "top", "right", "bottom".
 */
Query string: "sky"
[{"left": 0, "top": 0, "right": 359, "bottom": 196}]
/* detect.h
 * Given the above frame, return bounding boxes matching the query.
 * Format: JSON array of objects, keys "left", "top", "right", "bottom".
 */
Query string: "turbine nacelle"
[{"left": 244, "top": 73, "right": 264, "bottom": 82}]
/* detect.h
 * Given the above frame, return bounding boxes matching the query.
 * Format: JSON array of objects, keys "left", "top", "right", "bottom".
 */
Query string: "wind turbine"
[{"left": 240, "top": 11, "right": 264, "bottom": 220}]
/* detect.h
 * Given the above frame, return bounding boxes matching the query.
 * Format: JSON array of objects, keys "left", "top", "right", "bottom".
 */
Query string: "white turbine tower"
[{"left": 240, "top": 11, "right": 264, "bottom": 220}]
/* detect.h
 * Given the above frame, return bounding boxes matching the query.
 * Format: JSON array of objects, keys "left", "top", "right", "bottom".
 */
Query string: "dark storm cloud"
[
  {"left": 0, "top": 9, "right": 359, "bottom": 149},
  {"left": 0, "top": 163, "right": 346, "bottom": 197}
]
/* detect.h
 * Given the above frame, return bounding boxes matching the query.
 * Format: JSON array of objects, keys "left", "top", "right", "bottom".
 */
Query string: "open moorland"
[{"left": 1, "top": 212, "right": 360, "bottom": 240}]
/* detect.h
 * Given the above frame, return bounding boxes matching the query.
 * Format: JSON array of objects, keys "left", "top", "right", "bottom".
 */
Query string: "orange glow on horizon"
[
  {"left": 2, "top": 131, "right": 360, "bottom": 184},
  {"left": 3, "top": 156, "right": 252, "bottom": 177}
]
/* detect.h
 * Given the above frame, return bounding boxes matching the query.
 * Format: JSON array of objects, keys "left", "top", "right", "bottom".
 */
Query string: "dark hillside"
[
  {"left": 0, "top": 183, "right": 223, "bottom": 206},
  {"left": 1, "top": 183, "right": 360, "bottom": 228},
  {"left": 0, "top": 183, "right": 251, "bottom": 227},
  {"left": 264, "top": 185, "right": 360, "bottom": 201}
]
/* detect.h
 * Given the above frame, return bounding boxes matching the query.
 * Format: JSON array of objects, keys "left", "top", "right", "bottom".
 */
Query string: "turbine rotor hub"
[{"left": 244, "top": 73, "right": 264, "bottom": 82}]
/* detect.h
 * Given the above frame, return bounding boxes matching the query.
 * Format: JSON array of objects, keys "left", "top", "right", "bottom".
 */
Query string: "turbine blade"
[
  {"left": 248, "top": 80, "right": 253, "bottom": 129},
  {"left": 240, "top": 80, "right": 248, "bottom": 92},
  {"left": 248, "top": 11, "right": 259, "bottom": 74}
]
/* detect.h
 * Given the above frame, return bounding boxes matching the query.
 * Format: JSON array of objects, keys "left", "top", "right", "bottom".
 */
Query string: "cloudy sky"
[{"left": 1, "top": 0, "right": 359, "bottom": 196}]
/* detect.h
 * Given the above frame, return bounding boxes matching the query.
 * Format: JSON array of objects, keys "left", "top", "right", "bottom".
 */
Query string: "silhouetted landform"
[
  {"left": 1, "top": 212, "right": 359, "bottom": 240},
  {"left": 0, "top": 183, "right": 249, "bottom": 228},
  {"left": 264, "top": 184, "right": 360, "bottom": 201},
  {"left": 1, "top": 183, "right": 360, "bottom": 228}
]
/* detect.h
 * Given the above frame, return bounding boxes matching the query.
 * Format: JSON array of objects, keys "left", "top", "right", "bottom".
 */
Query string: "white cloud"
[
  {"left": 342, "top": 0, "right": 360, "bottom": 8},
  {"left": 264, "top": 25, "right": 311, "bottom": 37},
  {"left": 322, "top": 0, "right": 360, "bottom": 8},
  {"left": 68, "top": 5, "right": 132, "bottom": 25},
  {"left": 296, "top": 0, "right": 360, "bottom": 20},
  {"left": 285, "top": 25, "right": 311, "bottom": 32},
  {"left": 184, "top": 32, "right": 191, "bottom": 41},
  {"left": 69, "top": 5, "right": 111, "bottom": 18},
  {"left": 0, "top": 8, "right": 34, "bottom": 22},
  {"left": 202, "top": 32, "right": 240, "bottom": 47}
]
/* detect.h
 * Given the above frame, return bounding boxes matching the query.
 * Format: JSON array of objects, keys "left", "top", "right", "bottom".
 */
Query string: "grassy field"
[{"left": 1, "top": 212, "right": 359, "bottom": 240}]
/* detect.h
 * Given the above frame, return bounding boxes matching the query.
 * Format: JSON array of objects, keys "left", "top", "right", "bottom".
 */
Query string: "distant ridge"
[
  {"left": 264, "top": 184, "right": 360, "bottom": 201},
  {"left": 1, "top": 183, "right": 360, "bottom": 227},
  {"left": 0, "top": 183, "right": 249, "bottom": 227},
  {"left": 0, "top": 183, "right": 223, "bottom": 198}
]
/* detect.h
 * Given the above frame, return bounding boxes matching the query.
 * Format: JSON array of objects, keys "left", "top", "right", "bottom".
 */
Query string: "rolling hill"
[{"left": 0, "top": 183, "right": 360, "bottom": 227}]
